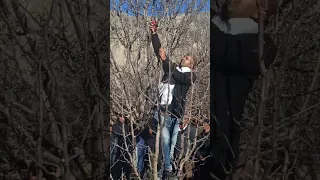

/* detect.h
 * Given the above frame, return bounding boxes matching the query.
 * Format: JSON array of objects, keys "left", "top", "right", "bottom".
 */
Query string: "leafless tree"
[
  {"left": 0, "top": 0, "right": 109, "bottom": 179},
  {"left": 110, "top": 0, "right": 209, "bottom": 179}
]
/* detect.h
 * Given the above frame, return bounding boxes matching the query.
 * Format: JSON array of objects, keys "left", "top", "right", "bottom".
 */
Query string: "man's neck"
[{"left": 177, "top": 66, "right": 192, "bottom": 73}]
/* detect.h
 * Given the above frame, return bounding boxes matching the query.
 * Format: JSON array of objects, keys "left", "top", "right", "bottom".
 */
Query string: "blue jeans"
[
  {"left": 153, "top": 111, "right": 180, "bottom": 172},
  {"left": 136, "top": 136, "right": 147, "bottom": 175}
]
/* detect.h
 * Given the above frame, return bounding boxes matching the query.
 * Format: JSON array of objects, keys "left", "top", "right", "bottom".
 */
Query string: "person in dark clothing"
[
  {"left": 174, "top": 118, "right": 197, "bottom": 162},
  {"left": 149, "top": 20, "right": 197, "bottom": 180},
  {"left": 173, "top": 118, "right": 210, "bottom": 180},
  {"left": 193, "top": 119, "right": 211, "bottom": 179},
  {"left": 136, "top": 125, "right": 153, "bottom": 178},
  {"left": 110, "top": 116, "right": 133, "bottom": 180},
  {"left": 194, "top": 119, "right": 210, "bottom": 161},
  {"left": 209, "top": 0, "right": 278, "bottom": 179}
]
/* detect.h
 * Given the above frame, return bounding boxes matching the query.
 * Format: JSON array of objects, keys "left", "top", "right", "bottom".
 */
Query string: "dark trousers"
[
  {"left": 209, "top": 71, "right": 256, "bottom": 179},
  {"left": 110, "top": 135, "right": 132, "bottom": 180}
]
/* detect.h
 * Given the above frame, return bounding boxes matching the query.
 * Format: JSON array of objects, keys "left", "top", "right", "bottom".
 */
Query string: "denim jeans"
[
  {"left": 153, "top": 111, "right": 180, "bottom": 172},
  {"left": 136, "top": 136, "right": 147, "bottom": 175}
]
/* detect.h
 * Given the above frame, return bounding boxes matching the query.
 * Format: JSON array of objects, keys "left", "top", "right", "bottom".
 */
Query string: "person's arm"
[
  {"left": 172, "top": 70, "right": 196, "bottom": 85},
  {"left": 161, "top": 57, "right": 170, "bottom": 80},
  {"left": 151, "top": 33, "right": 161, "bottom": 58},
  {"left": 150, "top": 20, "right": 170, "bottom": 77},
  {"left": 150, "top": 20, "right": 163, "bottom": 59}
]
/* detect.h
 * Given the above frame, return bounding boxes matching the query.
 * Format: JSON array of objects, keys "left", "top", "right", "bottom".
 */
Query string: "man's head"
[
  {"left": 180, "top": 55, "right": 196, "bottom": 69},
  {"left": 119, "top": 117, "right": 124, "bottom": 123},
  {"left": 202, "top": 119, "right": 210, "bottom": 133},
  {"left": 227, "top": 0, "right": 278, "bottom": 21}
]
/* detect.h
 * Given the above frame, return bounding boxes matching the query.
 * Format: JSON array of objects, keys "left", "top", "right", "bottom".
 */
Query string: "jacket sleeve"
[
  {"left": 151, "top": 33, "right": 161, "bottom": 57},
  {"left": 172, "top": 70, "right": 196, "bottom": 85},
  {"left": 162, "top": 59, "right": 170, "bottom": 81},
  {"left": 151, "top": 33, "right": 171, "bottom": 76}
]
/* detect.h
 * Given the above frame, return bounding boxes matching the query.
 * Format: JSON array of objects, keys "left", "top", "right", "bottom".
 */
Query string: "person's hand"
[
  {"left": 159, "top": 48, "right": 166, "bottom": 60},
  {"left": 149, "top": 20, "right": 158, "bottom": 34}
]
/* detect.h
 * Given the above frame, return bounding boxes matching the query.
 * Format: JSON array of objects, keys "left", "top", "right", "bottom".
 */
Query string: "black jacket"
[
  {"left": 210, "top": 16, "right": 277, "bottom": 168},
  {"left": 151, "top": 34, "right": 196, "bottom": 118},
  {"left": 110, "top": 122, "right": 132, "bottom": 158}
]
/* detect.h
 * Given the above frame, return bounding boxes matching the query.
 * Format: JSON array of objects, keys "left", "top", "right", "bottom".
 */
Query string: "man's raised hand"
[
  {"left": 149, "top": 20, "right": 158, "bottom": 34},
  {"left": 159, "top": 48, "right": 166, "bottom": 60}
]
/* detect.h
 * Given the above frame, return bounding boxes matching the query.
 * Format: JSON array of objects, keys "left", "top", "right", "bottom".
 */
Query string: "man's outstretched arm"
[
  {"left": 150, "top": 20, "right": 170, "bottom": 78},
  {"left": 151, "top": 33, "right": 161, "bottom": 58},
  {"left": 150, "top": 20, "right": 161, "bottom": 59}
]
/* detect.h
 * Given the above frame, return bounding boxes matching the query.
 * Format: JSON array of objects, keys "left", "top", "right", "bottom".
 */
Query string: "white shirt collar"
[
  {"left": 176, "top": 66, "right": 192, "bottom": 73},
  {"left": 212, "top": 15, "right": 258, "bottom": 35}
]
